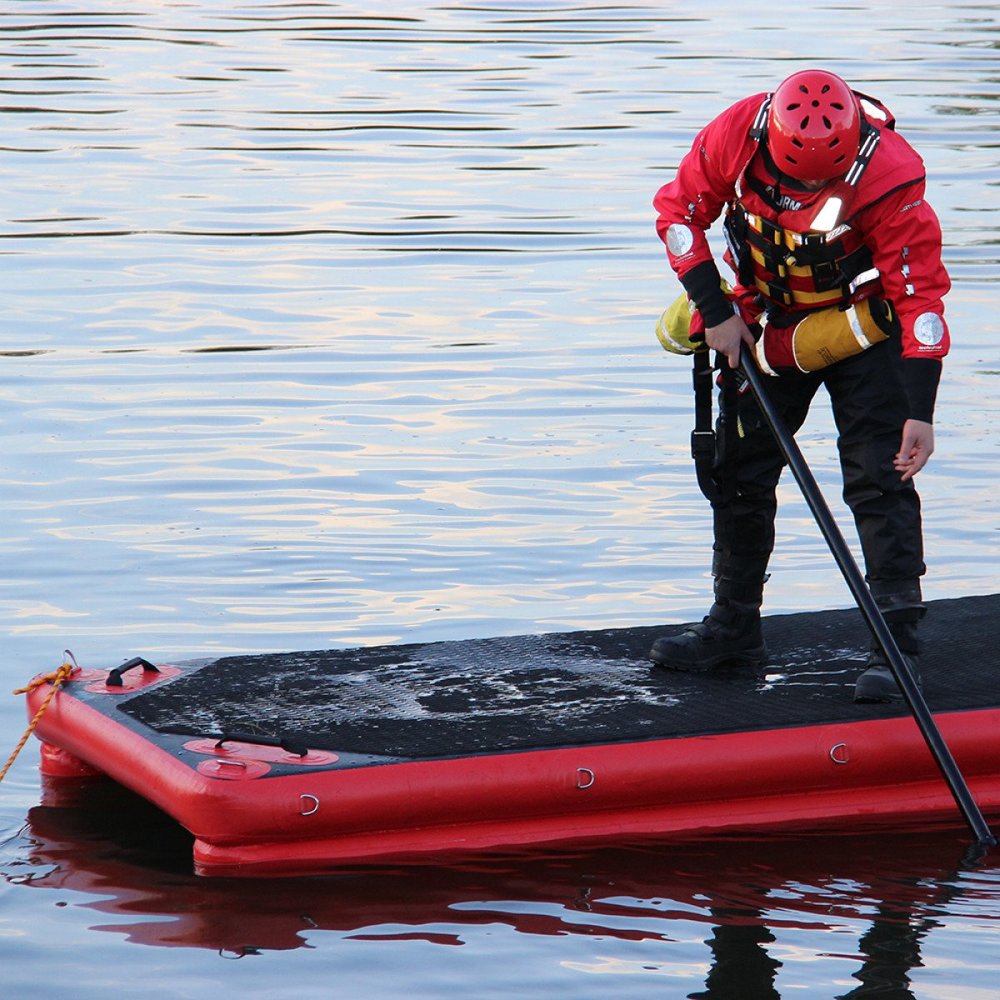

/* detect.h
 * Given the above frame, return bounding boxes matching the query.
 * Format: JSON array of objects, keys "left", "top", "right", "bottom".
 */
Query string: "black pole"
[{"left": 737, "top": 344, "right": 996, "bottom": 848}]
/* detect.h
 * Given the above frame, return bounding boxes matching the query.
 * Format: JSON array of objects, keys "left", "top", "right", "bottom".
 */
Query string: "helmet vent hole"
[
  {"left": 799, "top": 115, "right": 810, "bottom": 129},
  {"left": 791, "top": 137, "right": 804, "bottom": 149},
  {"left": 823, "top": 115, "right": 832, "bottom": 128}
]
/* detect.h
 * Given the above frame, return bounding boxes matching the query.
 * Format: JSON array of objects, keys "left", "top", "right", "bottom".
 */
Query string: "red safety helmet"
[{"left": 767, "top": 70, "right": 861, "bottom": 182}]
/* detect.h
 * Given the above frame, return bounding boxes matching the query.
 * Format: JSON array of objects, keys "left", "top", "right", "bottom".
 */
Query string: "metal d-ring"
[
  {"left": 829, "top": 743, "right": 850, "bottom": 765},
  {"left": 576, "top": 767, "right": 596, "bottom": 789},
  {"left": 299, "top": 793, "right": 320, "bottom": 816}
]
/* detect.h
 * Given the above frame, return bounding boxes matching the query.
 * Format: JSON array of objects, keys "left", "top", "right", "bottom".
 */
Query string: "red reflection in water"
[{"left": 13, "top": 771, "right": 996, "bottom": 1000}]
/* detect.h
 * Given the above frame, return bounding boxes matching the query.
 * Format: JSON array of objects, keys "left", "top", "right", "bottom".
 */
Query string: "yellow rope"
[{"left": 0, "top": 659, "right": 77, "bottom": 784}]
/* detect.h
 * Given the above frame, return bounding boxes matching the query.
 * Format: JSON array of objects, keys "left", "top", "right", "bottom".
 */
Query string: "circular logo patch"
[
  {"left": 666, "top": 223, "right": 694, "bottom": 257},
  {"left": 913, "top": 313, "right": 944, "bottom": 346}
]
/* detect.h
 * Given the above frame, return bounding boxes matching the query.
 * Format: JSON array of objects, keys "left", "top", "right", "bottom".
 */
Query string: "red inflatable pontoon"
[{"left": 25, "top": 595, "right": 1000, "bottom": 877}]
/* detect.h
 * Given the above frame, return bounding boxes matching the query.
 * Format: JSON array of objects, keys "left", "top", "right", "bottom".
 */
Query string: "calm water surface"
[{"left": 1, "top": 2, "right": 999, "bottom": 997}]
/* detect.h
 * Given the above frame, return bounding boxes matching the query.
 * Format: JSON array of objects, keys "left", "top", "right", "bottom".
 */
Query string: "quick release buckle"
[{"left": 691, "top": 429, "right": 716, "bottom": 460}]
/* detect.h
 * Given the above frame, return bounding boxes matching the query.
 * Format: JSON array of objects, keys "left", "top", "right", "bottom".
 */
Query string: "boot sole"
[
  {"left": 853, "top": 665, "right": 921, "bottom": 704},
  {"left": 853, "top": 683, "right": 912, "bottom": 705},
  {"left": 853, "top": 691, "right": 905, "bottom": 704},
  {"left": 649, "top": 644, "right": 768, "bottom": 673}
]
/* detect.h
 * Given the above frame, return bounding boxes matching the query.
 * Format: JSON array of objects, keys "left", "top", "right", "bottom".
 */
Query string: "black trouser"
[{"left": 711, "top": 337, "right": 925, "bottom": 589}]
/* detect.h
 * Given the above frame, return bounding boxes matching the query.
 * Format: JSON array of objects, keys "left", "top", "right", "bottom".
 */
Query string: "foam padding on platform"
[{"left": 117, "top": 595, "right": 1000, "bottom": 760}]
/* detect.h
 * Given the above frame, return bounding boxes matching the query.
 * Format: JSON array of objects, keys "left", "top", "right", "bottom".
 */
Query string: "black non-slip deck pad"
[{"left": 117, "top": 595, "right": 1000, "bottom": 763}]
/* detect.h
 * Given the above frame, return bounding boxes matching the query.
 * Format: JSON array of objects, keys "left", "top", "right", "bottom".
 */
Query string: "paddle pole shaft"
[{"left": 737, "top": 345, "right": 996, "bottom": 848}]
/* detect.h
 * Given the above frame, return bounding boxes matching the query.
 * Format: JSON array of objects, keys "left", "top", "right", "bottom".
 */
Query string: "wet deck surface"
[{"left": 105, "top": 595, "right": 1000, "bottom": 761}]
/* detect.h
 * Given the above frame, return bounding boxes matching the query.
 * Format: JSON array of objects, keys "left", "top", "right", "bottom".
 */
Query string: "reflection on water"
[
  {"left": 1, "top": 1, "right": 999, "bottom": 997},
  {"left": 6, "top": 782, "right": 1000, "bottom": 1000}
]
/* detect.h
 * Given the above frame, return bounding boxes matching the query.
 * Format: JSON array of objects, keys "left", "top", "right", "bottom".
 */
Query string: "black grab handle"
[
  {"left": 105, "top": 657, "right": 160, "bottom": 687},
  {"left": 215, "top": 731, "right": 310, "bottom": 758}
]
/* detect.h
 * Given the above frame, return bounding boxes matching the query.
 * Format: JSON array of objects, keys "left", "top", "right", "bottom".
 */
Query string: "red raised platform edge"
[
  {"left": 191, "top": 773, "right": 1000, "bottom": 877},
  {"left": 26, "top": 677, "right": 1000, "bottom": 877}
]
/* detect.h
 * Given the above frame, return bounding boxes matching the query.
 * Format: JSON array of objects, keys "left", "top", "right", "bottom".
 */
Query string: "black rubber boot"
[
  {"left": 649, "top": 577, "right": 767, "bottom": 672},
  {"left": 853, "top": 582, "right": 925, "bottom": 704}
]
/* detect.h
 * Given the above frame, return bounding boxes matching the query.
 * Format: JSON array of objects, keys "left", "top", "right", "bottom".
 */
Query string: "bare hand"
[
  {"left": 895, "top": 419, "right": 934, "bottom": 481},
  {"left": 705, "top": 313, "right": 756, "bottom": 369}
]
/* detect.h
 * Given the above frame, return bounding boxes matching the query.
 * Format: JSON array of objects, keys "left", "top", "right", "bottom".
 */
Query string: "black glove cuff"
[
  {"left": 679, "top": 260, "right": 733, "bottom": 328},
  {"left": 903, "top": 357, "right": 942, "bottom": 424}
]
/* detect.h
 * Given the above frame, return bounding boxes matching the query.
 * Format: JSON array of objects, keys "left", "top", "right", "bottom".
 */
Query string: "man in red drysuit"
[{"left": 650, "top": 69, "right": 950, "bottom": 702}]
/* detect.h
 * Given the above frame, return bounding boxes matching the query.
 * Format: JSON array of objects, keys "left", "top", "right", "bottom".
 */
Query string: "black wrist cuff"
[
  {"left": 903, "top": 357, "right": 942, "bottom": 423},
  {"left": 679, "top": 260, "right": 732, "bottom": 327}
]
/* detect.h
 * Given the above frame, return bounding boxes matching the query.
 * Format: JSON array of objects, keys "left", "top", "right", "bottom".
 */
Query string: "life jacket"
[{"left": 722, "top": 93, "right": 892, "bottom": 315}]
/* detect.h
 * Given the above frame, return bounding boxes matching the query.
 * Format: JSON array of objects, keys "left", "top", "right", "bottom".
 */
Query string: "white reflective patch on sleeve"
[
  {"left": 913, "top": 313, "right": 945, "bottom": 346},
  {"left": 666, "top": 223, "right": 694, "bottom": 256}
]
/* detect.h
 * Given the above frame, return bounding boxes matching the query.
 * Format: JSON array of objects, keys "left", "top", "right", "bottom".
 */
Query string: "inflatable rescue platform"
[{"left": 23, "top": 594, "right": 1000, "bottom": 877}]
